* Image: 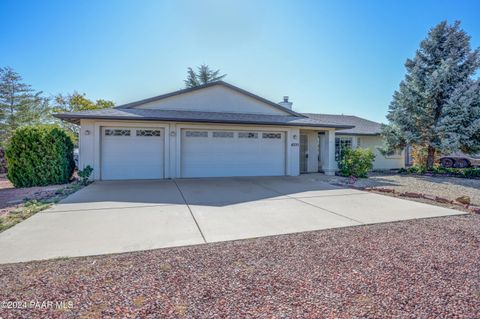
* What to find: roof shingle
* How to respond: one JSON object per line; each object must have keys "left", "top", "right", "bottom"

{"left": 303, "top": 113, "right": 382, "bottom": 135}
{"left": 54, "top": 108, "right": 355, "bottom": 129}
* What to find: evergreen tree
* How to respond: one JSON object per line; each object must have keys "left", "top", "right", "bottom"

{"left": 0, "top": 67, "right": 47, "bottom": 144}
{"left": 381, "top": 21, "right": 480, "bottom": 168}
{"left": 184, "top": 64, "right": 226, "bottom": 88}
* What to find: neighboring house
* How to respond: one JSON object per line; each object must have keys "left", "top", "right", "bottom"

{"left": 54, "top": 81, "right": 402, "bottom": 181}
{"left": 305, "top": 114, "right": 405, "bottom": 170}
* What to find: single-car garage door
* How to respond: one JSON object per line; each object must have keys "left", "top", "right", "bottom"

{"left": 181, "top": 129, "right": 286, "bottom": 178}
{"left": 101, "top": 127, "right": 164, "bottom": 180}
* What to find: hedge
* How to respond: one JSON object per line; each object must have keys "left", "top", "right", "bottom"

{"left": 6, "top": 125, "right": 75, "bottom": 187}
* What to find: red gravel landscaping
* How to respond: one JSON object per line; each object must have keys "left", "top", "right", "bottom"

{"left": 1, "top": 214, "right": 479, "bottom": 319}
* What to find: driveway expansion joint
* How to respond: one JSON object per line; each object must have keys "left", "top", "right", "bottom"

{"left": 249, "top": 181, "right": 364, "bottom": 224}
{"left": 173, "top": 179, "right": 207, "bottom": 243}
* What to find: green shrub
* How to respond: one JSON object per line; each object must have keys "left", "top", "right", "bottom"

{"left": 77, "top": 165, "right": 93, "bottom": 185}
{"left": 6, "top": 125, "right": 75, "bottom": 187}
{"left": 337, "top": 148, "right": 375, "bottom": 178}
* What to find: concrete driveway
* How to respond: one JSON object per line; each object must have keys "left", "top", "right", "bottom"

{"left": 0, "top": 175, "right": 464, "bottom": 264}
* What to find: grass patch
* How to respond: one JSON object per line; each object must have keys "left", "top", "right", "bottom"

{"left": 0, "top": 181, "right": 85, "bottom": 233}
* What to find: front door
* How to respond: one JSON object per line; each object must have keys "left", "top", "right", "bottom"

{"left": 300, "top": 134, "right": 308, "bottom": 173}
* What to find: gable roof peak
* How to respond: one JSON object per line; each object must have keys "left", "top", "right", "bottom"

{"left": 115, "top": 81, "right": 305, "bottom": 117}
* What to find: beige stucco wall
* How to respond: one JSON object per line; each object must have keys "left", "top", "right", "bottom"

{"left": 355, "top": 135, "right": 405, "bottom": 170}
{"left": 137, "top": 85, "right": 289, "bottom": 116}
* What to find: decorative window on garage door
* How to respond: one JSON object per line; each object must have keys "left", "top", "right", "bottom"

{"left": 185, "top": 131, "right": 208, "bottom": 137}
{"left": 212, "top": 131, "right": 234, "bottom": 138}
{"left": 136, "top": 129, "right": 161, "bottom": 137}
{"left": 262, "top": 133, "right": 281, "bottom": 139}
{"left": 238, "top": 132, "right": 258, "bottom": 139}
{"left": 104, "top": 129, "right": 130, "bottom": 136}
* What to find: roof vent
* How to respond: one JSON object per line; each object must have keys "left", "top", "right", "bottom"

{"left": 279, "top": 96, "right": 293, "bottom": 110}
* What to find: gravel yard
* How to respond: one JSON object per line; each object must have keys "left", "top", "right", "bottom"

{"left": 316, "top": 172, "right": 480, "bottom": 206}
{"left": 0, "top": 214, "right": 479, "bottom": 318}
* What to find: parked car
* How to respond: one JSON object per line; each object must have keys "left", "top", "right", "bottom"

{"left": 439, "top": 152, "right": 480, "bottom": 168}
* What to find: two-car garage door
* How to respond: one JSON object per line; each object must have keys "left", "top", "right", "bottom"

{"left": 181, "top": 129, "right": 286, "bottom": 177}
{"left": 100, "top": 127, "right": 286, "bottom": 180}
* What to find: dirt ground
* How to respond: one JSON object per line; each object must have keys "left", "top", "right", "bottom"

{"left": 0, "top": 174, "right": 66, "bottom": 213}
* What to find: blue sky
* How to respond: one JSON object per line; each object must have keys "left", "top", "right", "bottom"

{"left": 1, "top": 0, "right": 479, "bottom": 122}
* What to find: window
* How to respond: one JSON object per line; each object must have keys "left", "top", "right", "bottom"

{"left": 335, "top": 137, "right": 352, "bottom": 160}
{"left": 136, "top": 129, "right": 161, "bottom": 137}
{"left": 213, "top": 131, "right": 234, "bottom": 138}
{"left": 105, "top": 129, "right": 130, "bottom": 136}
{"left": 186, "top": 131, "right": 208, "bottom": 137}
{"left": 238, "top": 132, "right": 258, "bottom": 139}
{"left": 386, "top": 149, "right": 402, "bottom": 157}
{"left": 262, "top": 133, "right": 281, "bottom": 139}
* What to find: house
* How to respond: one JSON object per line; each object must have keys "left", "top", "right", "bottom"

{"left": 54, "top": 81, "right": 404, "bottom": 180}
{"left": 305, "top": 114, "right": 405, "bottom": 170}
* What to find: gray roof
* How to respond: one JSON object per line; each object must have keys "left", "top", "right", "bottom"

{"left": 303, "top": 113, "right": 382, "bottom": 135}
{"left": 115, "top": 81, "right": 304, "bottom": 117}
{"left": 54, "top": 108, "right": 355, "bottom": 129}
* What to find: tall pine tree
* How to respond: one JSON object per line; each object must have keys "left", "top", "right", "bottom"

{"left": 0, "top": 67, "right": 47, "bottom": 144}
{"left": 381, "top": 21, "right": 480, "bottom": 168}
{"left": 184, "top": 64, "right": 226, "bottom": 88}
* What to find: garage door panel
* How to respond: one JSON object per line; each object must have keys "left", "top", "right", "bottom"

{"left": 181, "top": 130, "right": 285, "bottom": 178}
{"left": 101, "top": 127, "right": 164, "bottom": 180}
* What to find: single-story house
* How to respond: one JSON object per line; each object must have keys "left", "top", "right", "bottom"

{"left": 55, "top": 81, "right": 404, "bottom": 180}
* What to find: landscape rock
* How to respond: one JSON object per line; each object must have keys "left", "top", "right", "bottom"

{"left": 422, "top": 194, "right": 436, "bottom": 201}
{"left": 469, "top": 206, "right": 480, "bottom": 214}
{"left": 435, "top": 196, "right": 452, "bottom": 204}
{"left": 402, "top": 192, "right": 423, "bottom": 198}
{"left": 455, "top": 196, "right": 471, "bottom": 205}
{"left": 375, "top": 188, "right": 395, "bottom": 193}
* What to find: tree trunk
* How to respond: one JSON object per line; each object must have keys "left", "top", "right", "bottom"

{"left": 426, "top": 146, "right": 436, "bottom": 170}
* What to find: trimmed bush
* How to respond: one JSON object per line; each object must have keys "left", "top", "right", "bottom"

{"left": 6, "top": 125, "right": 75, "bottom": 187}
{"left": 337, "top": 148, "right": 375, "bottom": 178}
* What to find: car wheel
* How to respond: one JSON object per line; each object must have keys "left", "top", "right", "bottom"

{"left": 454, "top": 159, "right": 469, "bottom": 168}
{"left": 440, "top": 158, "right": 454, "bottom": 168}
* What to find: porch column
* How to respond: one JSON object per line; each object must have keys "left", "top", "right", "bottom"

{"left": 323, "top": 129, "right": 337, "bottom": 175}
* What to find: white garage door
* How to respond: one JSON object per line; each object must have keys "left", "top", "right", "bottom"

{"left": 181, "top": 129, "right": 286, "bottom": 178}
{"left": 101, "top": 127, "right": 164, "bottom": 180}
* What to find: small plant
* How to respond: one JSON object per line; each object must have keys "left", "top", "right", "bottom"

{"left": 77, "top": 165, "right": 93, "bottom": 185}
{"left": 337, "top": 148, "right": 375, "bottom": 178}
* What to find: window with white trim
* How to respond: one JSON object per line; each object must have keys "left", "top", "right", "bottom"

{"left": 335, "top": 137, "right": 352, "bottom": 160}
{"left": 136, "top": 129, "right": 161, "bottom": 137}
{"left": 213, "top": 131, "right": 234, "bottom": 138}
{"left": 105, "top": 129, "right": 130, "bottom": 136}
{"left": 185, "top": 131, "right": 208, "bottom": 137}
{"left": 238, "top": 132, "right": 258, "bottom": 139}
{"left": 262, "top": 133, "right": 281, "bottom": 139}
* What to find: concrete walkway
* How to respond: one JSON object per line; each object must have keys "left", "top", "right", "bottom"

{"left": 0, "top": 175, "right": 464, "bottom": 264}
